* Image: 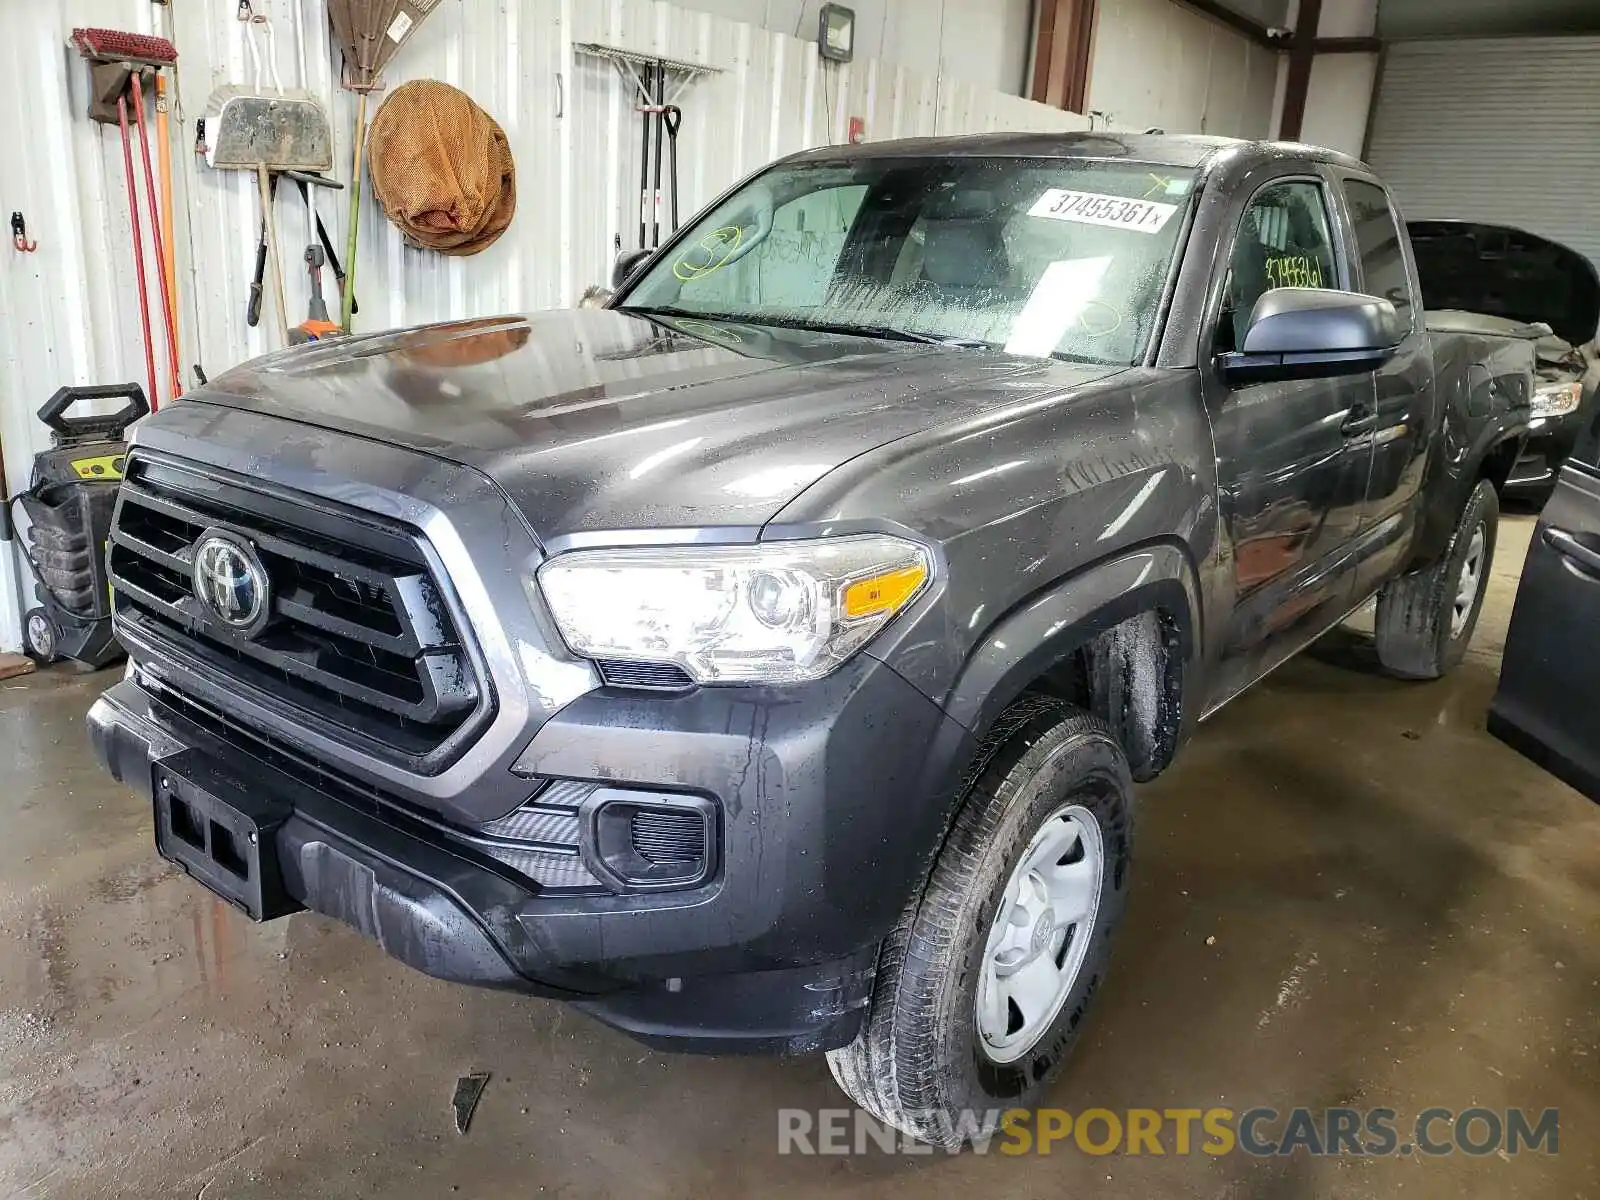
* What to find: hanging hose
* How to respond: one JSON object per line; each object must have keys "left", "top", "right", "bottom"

{"left": 116, "top": 95, "right": 160, "bottom": 411}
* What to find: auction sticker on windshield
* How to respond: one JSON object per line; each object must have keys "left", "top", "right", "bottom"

{"left": 1030, "top": 189, "right": 1178, "bottom": 233}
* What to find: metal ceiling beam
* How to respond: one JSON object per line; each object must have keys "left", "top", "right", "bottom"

{"left": 1279, "top": 0, "right": 1322, "bottom": 141}
{"left": 1178, "top": 0, "right": 1278, "bottom": 46}
{"left": 1177, "top": 1, "right": 1378, "bottom": 52}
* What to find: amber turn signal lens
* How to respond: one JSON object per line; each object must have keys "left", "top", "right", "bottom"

{"left": 843, "top": 563, "right": 928, "bottom": 620}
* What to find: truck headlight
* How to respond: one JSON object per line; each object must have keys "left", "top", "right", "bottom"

{"left": 1532, "top": 381, "right": 1583, "bottom": 418}
{"left": 537, "top": 535, "right": 931, "bottom": 684}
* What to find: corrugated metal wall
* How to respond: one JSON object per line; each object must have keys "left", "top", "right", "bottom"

{"left": 0, "top": 0, "right": 1089, "bottom": 648}
{"left": 670, "top": 0, "right": 1037, "bottom": 98}
{"left": 1366, "top": 37, "right": 1600, "bottom": 270}
{"left": 1088, "top": 0, "right": 1281, "bottom": 137}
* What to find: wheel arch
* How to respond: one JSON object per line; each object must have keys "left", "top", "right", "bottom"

{"left": 942, "top": 541, "right": 1201, "bottom": 782}
{"left": 1411, "top": 421, "right": 1527, "bottom": 569}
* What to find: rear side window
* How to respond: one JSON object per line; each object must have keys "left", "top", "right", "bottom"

{"left": 1344, "top": 180, "right": 1415, "bottom": 321}
{"left": 1219, "top": 179, "right": 1339, "bottom": 352}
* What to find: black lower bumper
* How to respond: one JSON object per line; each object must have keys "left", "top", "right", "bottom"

{"left": 88, "top": 666, "right": 963, "bottom": 1054}
{"left": 1505, "top": 417, "right": 1582, "bottom": 497}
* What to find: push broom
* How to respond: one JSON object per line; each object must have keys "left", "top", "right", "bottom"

{"left": 70, "top": 28, "right": 181, "bottom": 408}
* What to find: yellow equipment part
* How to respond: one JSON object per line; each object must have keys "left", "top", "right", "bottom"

{"left": 69, "top": 454, "right": 127, "bottom": 481}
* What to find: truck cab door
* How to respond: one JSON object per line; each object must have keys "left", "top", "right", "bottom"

{"left": 1202, "top": 175, "right": 1377, "bottom": 712}
{"left": 1336, "top": 177, "right": 1434, "bottom": 593}
{"left": 1489, "top": 430, "right": 1600, "bottom": 803}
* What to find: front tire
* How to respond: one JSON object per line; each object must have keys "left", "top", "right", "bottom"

{"left": 1374, "top": 479, "right": 1498, "bottom": 680}
{"left": 826, "top": 697, "right": 1133, "bottom": 1148}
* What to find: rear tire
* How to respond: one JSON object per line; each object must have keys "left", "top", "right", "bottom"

{"left": 826, "top": 696, "right": 1133, "bottom": 1149}
{"left": 1374, "top": 479, "right": 1499, "bottom": 680}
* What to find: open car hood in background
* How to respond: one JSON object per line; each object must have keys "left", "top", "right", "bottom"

{"left": 1408, "top": 220, "right": 1600, "bottom": 347}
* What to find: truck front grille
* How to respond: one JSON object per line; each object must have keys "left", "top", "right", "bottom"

{"left": 109, "top": 455, "right": 488, "bottom": 767}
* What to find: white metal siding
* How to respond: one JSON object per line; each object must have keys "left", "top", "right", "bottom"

{"left": 1366, "top": 37, "right": 1600, "bottom": 269}
{"left": 1089, "top": 0, "right": 1279, "bottom": 137}
{"left": 672, "top": 0, "right": 1036, "bottom": 96}
{"left": 0, "top": 0, "right": 1086, "bottom": 649}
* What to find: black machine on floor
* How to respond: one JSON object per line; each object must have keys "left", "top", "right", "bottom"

{"left": 8, "top": 383, "right": 148, "bottom": 668}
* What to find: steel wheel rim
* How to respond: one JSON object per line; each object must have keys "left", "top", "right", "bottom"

{"left": 976, "top": 803, "right": 1105, "bottom": 1064}
{"left": 1452, "top": 524, "right": 1487, "bottom": 638}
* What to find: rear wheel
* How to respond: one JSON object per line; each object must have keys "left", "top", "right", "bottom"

{"left": 1374, "top": 479, "right": 1499, "bottom": 679}
{"left": 23, "top": 607, "right": 60, "bottom": 666}
{"left": 826, "top": 697, "right": 1133, "bottom": 1148}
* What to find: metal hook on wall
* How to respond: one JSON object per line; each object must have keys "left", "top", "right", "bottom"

{"left": 11, "top": 212, "right": 37, "bottom": 252}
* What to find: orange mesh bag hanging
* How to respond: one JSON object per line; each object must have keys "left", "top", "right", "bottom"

{"left": 366, "top": 80, "right": 516, "bottom": 256}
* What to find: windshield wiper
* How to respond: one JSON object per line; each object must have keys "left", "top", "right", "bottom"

{"left": 619, "top": 307, "right": 991, "bottom": 350}
{"left": 741, "top": 316, "right": 994, "bottom": 348}
{"left": 617, "top": 304, "right": 737, "bottom": 323}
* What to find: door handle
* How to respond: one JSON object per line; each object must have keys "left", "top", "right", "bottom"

{"left": 1341, "top": 404, "right": 1380, "bottom": 437}
{"left": 1544, "top": 526, "right": 1600, "bottom": 575}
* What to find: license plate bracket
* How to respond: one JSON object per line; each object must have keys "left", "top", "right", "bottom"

{"left": 152, "top": 749, "right": 304, "bottom": 921}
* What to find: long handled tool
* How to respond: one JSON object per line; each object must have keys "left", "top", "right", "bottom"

{"left": 70, "top": 28, "right": 180, "bottom": 408}
{"left": 154, "top": 72, "right": 179, "bottom": 376}
{"left": 291, "top": 174, "right": 355, "bottom": 316}
{"left": 256, "top": 165, "right": 290, "bottom": 343}
{"left": 637, "top": 100, "right": 684, "bottom": 238}
{"left": 342, "top": 91, "right": 368, "bottom": 333}
{"left": 116, "top": 96, "right": 159, "bottom": 410}
{"left": 129, "top": 71, "right": 180, "bottom": 399}
{"left": 247, "top": 170, "right": 351, "bottom": 328}
{"left": 246, "top": 171, "right": 280, "bottom": 327}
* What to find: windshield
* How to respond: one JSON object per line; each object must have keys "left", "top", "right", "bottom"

{"left": 619, "top": 155, "right": 1197, "bottom": 364}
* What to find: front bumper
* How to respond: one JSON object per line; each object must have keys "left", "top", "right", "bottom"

{"left": 1506, "top": 414, "right": 1583, "bottom": 495}
{"left": 90, "top": 656, "right": 971, "bottom": 1055}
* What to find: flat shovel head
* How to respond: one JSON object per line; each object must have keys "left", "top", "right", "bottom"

{"left": 205, "top": 88, "right": 333, "bottom": 172}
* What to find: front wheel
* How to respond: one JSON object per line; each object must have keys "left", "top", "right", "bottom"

{"left": 826, "top": 697, "right": 1133, "bottom": 1149}
{"left": 1374, "top": 479, "right": 1499, "bottom": 680}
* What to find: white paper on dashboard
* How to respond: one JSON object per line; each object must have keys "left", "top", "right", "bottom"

{"left": 1004, "top": 257, "right": 1114, "bottom": 358}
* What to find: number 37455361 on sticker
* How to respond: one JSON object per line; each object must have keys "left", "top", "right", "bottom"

{"left": 1029, "top": 188, "right": 1179, "bottom": 234}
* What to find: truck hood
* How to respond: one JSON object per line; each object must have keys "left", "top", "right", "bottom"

{"left": 191, "top": 308, "right": 1121, "bottom": 546}
{"left": 1408, "top": 220, "right": 1600, "bottom": 346}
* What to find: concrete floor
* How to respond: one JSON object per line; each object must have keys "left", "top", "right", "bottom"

{"left": 2, "top": 514, "right": 1596, "bottom": 1199}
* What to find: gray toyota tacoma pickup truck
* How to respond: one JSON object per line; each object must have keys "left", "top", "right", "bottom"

{"left": 89, "top": 134, "right": 1565, "bottom": 1146}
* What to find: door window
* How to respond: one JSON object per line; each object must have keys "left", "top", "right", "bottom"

{"left": 1344, "top": 179, "right": 1415, "bottom": 321}
{"left": 1218, "top": 180, "right": 1339, "bottom": 352}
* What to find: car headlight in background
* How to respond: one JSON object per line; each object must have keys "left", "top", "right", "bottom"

{"left": 537, "top": 535, "right": 931, "bottom": 684}
{"left": 1531, "top": 381, "right": 1583, "bottom": 418}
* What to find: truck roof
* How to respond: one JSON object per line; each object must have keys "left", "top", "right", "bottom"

{"left": 786, "top": 131, "right": 1371, "bottom": 174}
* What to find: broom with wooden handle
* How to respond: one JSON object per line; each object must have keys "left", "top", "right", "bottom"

{"left": 70, "top": 28, "right": 180, "bottom": 406}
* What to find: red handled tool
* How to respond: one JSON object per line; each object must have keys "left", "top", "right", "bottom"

{"left": 71, "top": 28, "right": 180, "bottom": 408}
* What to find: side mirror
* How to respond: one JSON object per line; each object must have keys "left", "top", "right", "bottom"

{"left": 1221, "top": 288, "right": 1405, "bottom": 384}
{"left": 611, "top": 248, "right": 653, "bottom": 290}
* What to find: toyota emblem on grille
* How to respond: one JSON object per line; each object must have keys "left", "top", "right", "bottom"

{"left": 192, "top": 532, "right": 270, "bottom": 634}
